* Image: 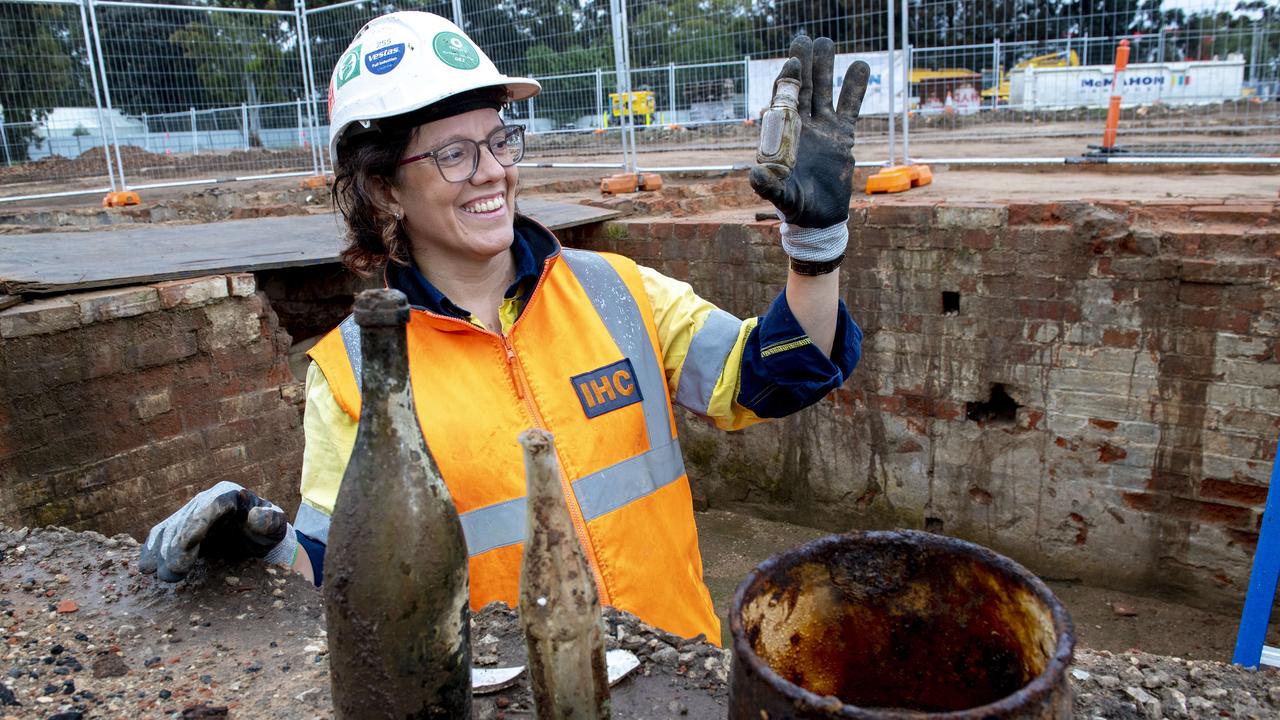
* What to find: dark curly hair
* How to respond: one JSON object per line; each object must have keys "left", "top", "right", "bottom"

{"left": 332, "top": 86, "right": 508, "bottom": 276}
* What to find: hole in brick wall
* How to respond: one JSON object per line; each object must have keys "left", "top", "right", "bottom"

{"left": 924, "top": 517, "right": 945, "bottom": 533}
{"left": 966, "top": 384, "right": 1020, "bottom": 425}
{"left": 942, "top": 291, "right": 960, "bottom": 315}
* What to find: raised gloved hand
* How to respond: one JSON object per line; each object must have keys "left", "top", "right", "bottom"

{"left": 139, "top": 481, "right": 295, "bottom": 582}
{"left": 750, "top": 34, "right": 870, "bottom": 265}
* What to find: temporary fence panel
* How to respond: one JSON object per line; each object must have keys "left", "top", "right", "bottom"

{"left": 0, "top": 0, "right": 116, "bottom": 198}
{"left": 902, "top": 0, "right": 1280, "bottom": 163}
{"left": 86, "top": 0, "right": 312, "bottom": 188}
{"left": 454, "top": 0, "right": 627, "bottom": 171}
{"left": 4, "top": 0, "right": 1276, "bottom": 206}
{"left": 622, "top": 0, "right": 894, "bottom": 176}
{"left": 303, "top": 0, "right": 452, "bottom": 172}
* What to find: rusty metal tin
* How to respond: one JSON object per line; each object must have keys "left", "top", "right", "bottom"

{"left": 729, "top": 530, "right": 1074, "bottom": 719}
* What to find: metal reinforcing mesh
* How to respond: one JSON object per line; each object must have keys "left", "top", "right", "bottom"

{"left": 0, "top": 0, "right": 1276, "bottom": 201}
{"left": 0, "top": 0, "right": 111, "bottom": 195}
{"left": 89, "top": 0, "right": 311, "bottom": 186}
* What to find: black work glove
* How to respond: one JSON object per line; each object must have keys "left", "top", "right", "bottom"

{"left": 750, "top": 34, "right": 870, "bottom": 230}
{"left": 139, "top": 481, "right": 294, "bottom": 582}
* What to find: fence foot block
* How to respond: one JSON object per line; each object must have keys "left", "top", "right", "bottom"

{"left": 600, "top": 174, "right": 638, "bottom": 194}
{"left": 601, "top": 173, "right": 663, "bottom": 195}
{"left": 300, "top": 175, "right": 333, "bottom": 190}
{"left": 865, "top": 167, "right": 912, "bottom": 194}
{"left": 866, "top": 165, "right": 932, "bottom": 195}
{"left": 102, "top": 191, "right": 140, "bottom": 208}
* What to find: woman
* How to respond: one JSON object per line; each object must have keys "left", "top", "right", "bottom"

{"left": 140, "top": 11, "right": 868, "bottom": 643}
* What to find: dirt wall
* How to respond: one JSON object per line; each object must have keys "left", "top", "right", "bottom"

{"left": 0, "top": 274, "right": 303, "bottom": 537}
{"left": 571, "top": 198, "right": 1280, "bottom": 611}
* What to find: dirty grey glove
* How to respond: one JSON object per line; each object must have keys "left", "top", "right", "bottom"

{"left": 139, "top": 481, "right": 295, "bottom": 582}
{"left": 750, "top": 34, "right": 870, "bottom": 262}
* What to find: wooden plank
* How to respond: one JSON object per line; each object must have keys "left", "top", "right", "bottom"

{"left": 0, "top": 200, "right": 618, "bottom": 295}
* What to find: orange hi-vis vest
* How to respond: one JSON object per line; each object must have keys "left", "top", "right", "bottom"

{"left": 305, "top": 248, "right": 720, "bottom": 641}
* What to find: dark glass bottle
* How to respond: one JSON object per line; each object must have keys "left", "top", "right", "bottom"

{"left": 517, "top": 428, "right": 610, "bottom": 719}
{"left": 323, "top": 289, "right": 471, "bottom": 719}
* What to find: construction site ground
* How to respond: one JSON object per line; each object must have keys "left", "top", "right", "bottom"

{"left": 2, "top": 160, "right": 1280, "bottom": 708}
{"left": 1, "top": 521, "right": 1278, "bottom": 720}
{"left": 1, "top": 163, "right": 1278, "bottom": 222}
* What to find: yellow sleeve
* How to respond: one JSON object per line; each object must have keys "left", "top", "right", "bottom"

{"left": 638, "top": 265, "right": 765, "bottom": 431}
{"left": 300, "top": 360, "right": 358, "bottom": 517}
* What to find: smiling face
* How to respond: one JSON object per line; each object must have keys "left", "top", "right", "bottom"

{"left": 387, "top": 108, "right": 518, "bottom": 268}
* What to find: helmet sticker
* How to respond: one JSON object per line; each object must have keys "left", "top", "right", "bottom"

{"left": 432, "top": 32, "right": 480, "bottom": 70}
{"left": 335, "top": 43, "right": 362, "bottom": 88}
{"left": 365, "top": 43, "right": 405, "bottom": 75}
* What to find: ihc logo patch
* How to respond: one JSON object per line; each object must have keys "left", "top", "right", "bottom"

{"left": 572, "top": 359, "right": 643, "bottom": 419}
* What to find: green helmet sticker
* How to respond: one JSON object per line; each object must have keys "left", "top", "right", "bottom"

{"left": 433, "top": 32, "right": 480, "bottom": 70}
{"left": 336, "top": 43, "right": 362, "bottom": 88}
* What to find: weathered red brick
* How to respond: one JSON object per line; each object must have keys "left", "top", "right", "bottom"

{"left": 1123, "top": 492, "right": 1253, "bottom": 528}
{"left": 1098, "top": 443, "right": 1127, "bottom": 463}
{"left": 1187, "top": 204, "right": 1275, "bottom": 224}
{"left": 75, "top": 286, "right": 161, "bottom": 324}
{"left": 1177, "top": 283, "right": 1222, "bottom": 307}
{"left": 969, "top": 487, "right": 993, "bottom": 505}
{"left": 1180, "top": 306, "right": 1250, "bottom": 334}
{"left": 155, "top": 276, "right": 230, "bottom": 309}
{"left": 1006, "top": 202, "right": 1062, "bottom": 226}
{"left": 867, "top": 203, "right": 934, "bottom": 228}
{"left": 127, "top": 332, "right": 198, "bottom": 369}
{"left": 935, "top": 204, "right": 1007, "bottom": 230}
{"left": 0, "top": 297, "right": 81, "bottom": 339}
{"left": 1102, "top": 328, "right": 1139, "bottom": 348}
{"left": 1199, "top": 478, "right": 1269, "bottom": 506}
{"left": 226, "top": 273, "right": 256, "bottom": 298}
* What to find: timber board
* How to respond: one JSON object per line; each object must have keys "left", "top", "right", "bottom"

{"left": 0, "top": 198, "right": 618, "bottom": 295}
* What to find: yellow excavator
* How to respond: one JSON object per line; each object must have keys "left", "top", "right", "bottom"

{"left": 981, "top": 49, "right": 1080, "bottom": 101}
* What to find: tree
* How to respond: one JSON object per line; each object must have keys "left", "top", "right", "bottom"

{"left": 628, "top": 0, "right": 763, "bottom": 67}
{"left": 0, "top": 3, "right": 91, "bottom": 161}
{"left": 89, "top": 3, "right": 213, "bottom": 121}
{"left": 522, "top": 42, "right": 612, "bottom": 126}
{"left": 170, "top": 1, "right": 303, "bottom": 143}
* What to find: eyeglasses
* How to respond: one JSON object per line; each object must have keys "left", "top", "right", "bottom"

{"left": 398, "top": 125, "right": 525, "bottom": 183}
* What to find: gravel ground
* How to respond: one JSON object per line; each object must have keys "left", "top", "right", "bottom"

{"left": 0, "top": 524, "right": 1276, "bottom": 719}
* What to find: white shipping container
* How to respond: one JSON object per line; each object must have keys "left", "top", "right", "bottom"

{"left": 1009, "top": 56, "right": 1245, "bottom": 110}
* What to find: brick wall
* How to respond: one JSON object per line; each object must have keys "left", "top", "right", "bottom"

{"left": 0, "top": 274, "right": 303, "bottom": 538}
{"left": 570, "top": 197, "right": 1280, "bottom": 610}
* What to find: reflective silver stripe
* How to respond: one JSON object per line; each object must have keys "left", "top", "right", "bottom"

{"left": 294, "top": 502, "right": 332, "bottom": 544}
{"left": 296, "top": 494, "right": 529, "bottom": 558}
{"left": 338, "top": 315, "right": 363, "bottom": 392}
{"left": 674, "top": 308, "right": 741, "bottom": 416}
{"left": 460, "top": 442, "right": 688, "bottom": 553}
{"left": 459, "top": 496, "right": 527, "bottom": 556}
{"left": 573, "top": 441, "right": 686, "bottom": 521}
{"left": 560, "top": 249, "right": 672, "bottom": 446}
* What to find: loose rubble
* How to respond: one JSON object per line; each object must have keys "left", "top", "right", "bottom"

{"left": 0, "top": 525, "right": 725, "bottom": 719}
{"left": 0, "top": 524, "right": 1274, "bottom": 719}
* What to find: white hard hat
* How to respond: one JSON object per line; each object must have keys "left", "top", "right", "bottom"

{"left": 327, "top": 11, "right": 540, "bottom": 166}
